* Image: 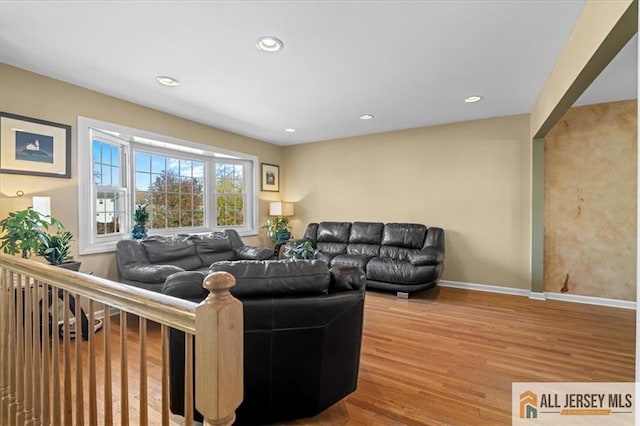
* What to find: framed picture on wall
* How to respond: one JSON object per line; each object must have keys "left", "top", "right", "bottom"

{"left": 261, "top": 163, "right": 279, "bottom": 192}
{"left": 0, "top": 111, "right": 71, "bottom": 178}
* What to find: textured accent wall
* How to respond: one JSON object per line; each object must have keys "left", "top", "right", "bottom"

{"left": 544, "top": 100, "right": 637, "bottom": 300}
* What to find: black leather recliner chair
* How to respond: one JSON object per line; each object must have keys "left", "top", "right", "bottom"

{"left": 162, "top": 259, "right": 366, "bottom": 424}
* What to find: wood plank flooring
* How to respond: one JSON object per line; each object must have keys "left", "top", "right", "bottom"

{"left": 63, "top": 286, "right": 635, "bottom": 425}
{"left": 286, "top": 287, "right": 635, "bottom": 425}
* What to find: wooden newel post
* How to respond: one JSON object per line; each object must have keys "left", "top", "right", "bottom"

{"left": 195, "top": 271, "right": 244, "bottom": 426}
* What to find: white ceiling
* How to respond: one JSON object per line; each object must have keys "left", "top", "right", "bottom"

{"left": 0, "top": 1, "right": 636, "bottom": 146}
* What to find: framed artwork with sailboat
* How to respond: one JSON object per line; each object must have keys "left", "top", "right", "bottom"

{"left": 0, "top": 111, "right": 71, "bottom": 178}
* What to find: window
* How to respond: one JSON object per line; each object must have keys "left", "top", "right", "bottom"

{"left": 78, "top": 117, "right": 258, "bottom": 254}
{"left": 215, "top": 161, "right": 246, "bottom": 227}
{"left": 134, "top": 151, "right": 206, "bottom": 229}
{"left": 92, "top": 137, "right": 126, "bottom": 238}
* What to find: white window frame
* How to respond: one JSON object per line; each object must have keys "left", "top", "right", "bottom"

{"left": 78, "top": 116, "right": 259, "bottom": 255}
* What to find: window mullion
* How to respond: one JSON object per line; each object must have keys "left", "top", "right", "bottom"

{"left": 124, "top": 146, "right": 132, "bottom": 234}
{"left": 206, "top": 159, "right": 215, "bottom": 230}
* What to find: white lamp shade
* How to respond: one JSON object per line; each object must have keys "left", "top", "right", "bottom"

{"left": 32, "top": 196, "right": 51, "bottom": 217}
{"left": 269, "top": 201, "right": 294, "bottom": 216}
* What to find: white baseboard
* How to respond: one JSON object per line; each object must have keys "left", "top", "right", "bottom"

{"left": 528, "top": 292, "right": 546, "bottom": 301}
{"left": 438, "top": 280, "right": 636, "bottom": 310}
{"left": 543, "top": 292, "right": 636, "bottom": 310}
{"left": 439, "top": 280, "right": 530, "bottom": 297}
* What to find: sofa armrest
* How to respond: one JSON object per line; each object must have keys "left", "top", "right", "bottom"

{"left": 424, "top": 227, "right": 445, "bottom": 253}
{"left": 408, "top": 247, "right": 444, "bottom": 266}
{"left": 162, "top": 271, "right": 208, "bottom": 300}
{"left": 329, "top": 266, "right": 366, "bottom": 292}
{"left": 121, "top": 264, "right": 186, "bottom": 284}
{"left": 235, "top": 246, "right": 275, "bottom": 260}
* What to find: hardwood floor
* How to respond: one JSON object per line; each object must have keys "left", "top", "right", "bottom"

{"left": 286, "top": 287, "right": 635, "bottom": 425}
{"left": 67, "top": 286, "right": 636, "bottom": 425}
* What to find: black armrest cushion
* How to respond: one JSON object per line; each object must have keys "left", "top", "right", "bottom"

{"left": 162, "top": 271, "right": 208, "bottom": 300}
{"left": 329, "top": 266, "right": 366, "bottom": 292}
{"left": 235, "top": 246, "right": 275, "bottom": 260}
{"left": 408, "top": 247, "right": 444, "bottom": 266}
{"left": 121, "top": 264, "right": 186, "bottom": 283}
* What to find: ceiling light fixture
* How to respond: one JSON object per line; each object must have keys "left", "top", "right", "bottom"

{"left": 359, "top": 114, "right": 374, "bottom": 120}
{"left": 285, "top": 128, "right": 296, "bottom": 133}
{"left": 256, "top": 36, "right": 284, "bottom": 52}
{"left": 464, "top": 95, "right": 483, "bottom": 103}
{"left": 156, "top": 76, "right": 180, "bottom": 87}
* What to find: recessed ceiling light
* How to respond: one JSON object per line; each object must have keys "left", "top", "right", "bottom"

{"left": 359, "top": 114, "right": 374, "bottom": 120}
{"left": 256, "top": 36, "right": 284, "bottom": 52}
{"left": 464, "top": 95, "right": 483, "bottom": 103}
{"left": 285, "top": 128, "right": 296, "bottom": 133}
{"left": 156, "top": 76, "right": 180, "bottom": 87}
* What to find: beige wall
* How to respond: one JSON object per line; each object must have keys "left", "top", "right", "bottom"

{"left": 544, "top": 100, "right": 637, "bottom": 300}
{"left": 283, "top": 114, "right": 532, "bottom": 288}
{"left": 0, "top": 63, "right": 284, "bottom": 280}
{"left": 0, "top": 62, "right": 533, "bottom": 289}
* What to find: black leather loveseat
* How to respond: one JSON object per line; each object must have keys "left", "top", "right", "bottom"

{"left": 300, "top": 222, "right": 444, "bottom": 296}
{"left": 115, "top": 229, "right": 274, "bottom": 292}
{"left": 162, "top": 259, "right": 366, "bottom": 424}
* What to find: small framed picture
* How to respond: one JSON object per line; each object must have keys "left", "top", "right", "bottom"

{"left": 0, "top": 111, "right": 71, "bottom": 178}
{"left": 261, "top": 163, "right": 279, "bottom": 192}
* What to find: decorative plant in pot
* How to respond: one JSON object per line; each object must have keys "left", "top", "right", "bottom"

{"left": 38, "top": 230, "right": 81, "bottom": 271}
{"left": 0, "top": 207, "right": 82, "bottom": 271}
{"left": 0, "top": 207, "right": 63, "bottom": 259}
{"left": 283, "top": 240, "right": 318, "bottom": 260}
{"left": 132, "top": 203, "right": 150, "bottom": 240}
{"left": 262, "top": 215, "right": 291, "bottom": 243}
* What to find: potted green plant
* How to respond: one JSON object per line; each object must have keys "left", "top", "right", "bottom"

{"left": 283, "top": 240, "right": 317, "bottom": 260}
{"left": 0, "top": 207, "right": 63, "bottom": 259}
{"left": 37, "top": 230, "right": 81, "bottom": 271}
{"left": 132, "top": 203, "right": 149, "bottom": 240}
{"left": 262, "top": 215, "right": 291, "bottom": 243}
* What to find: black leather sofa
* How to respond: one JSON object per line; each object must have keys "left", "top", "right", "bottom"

{"left": 162, "top": 259, "right": 366, "bottom": 424}
{"left": 115, "top": 229, "right": 274, "bottom": 292}
{"left": 300, "top": 222, "right": 444, "bottom": 296}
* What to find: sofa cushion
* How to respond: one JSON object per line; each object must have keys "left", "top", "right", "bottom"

{"left": 349, "top": 222, "right": 384, "bottom": 244}
{"left": 208, "top": 260, "right": 331, "bottom": 298}
{"left": 346, "top": 243, "right": 379, "bottom": 257}
{"left": 379, "top": 246, "right": 415, "bottom": 262}
{"left": 316, "top": 242, "right": 347, "bottom": 257}
{"left": 317, "top": 252, "right": 338, "bottom": 266}
{"left": 366, "top": 257, "right": 440, "bottom": 285}
{"left": 331, "top": 254, "right": 373, "bottom": 270}
{"left": 317, "top": 222, "right": 352, "bottom": 243}
{"left": 141, "top": 235, "right": 203, "bottom": 270}
{"left": 316, "top": 223, "right": 350, "bottom": 258}
{"left": 125, "top": 264, "right": 186, "bottom": 284}
{"left": 381, "top": 223, "right": 427, "bottom": 249}
{"left": 190, "top": 233, "right": 237, "bottom": 265}
{"left": 190, "top": 232, "right": 232, "bottom": 252}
